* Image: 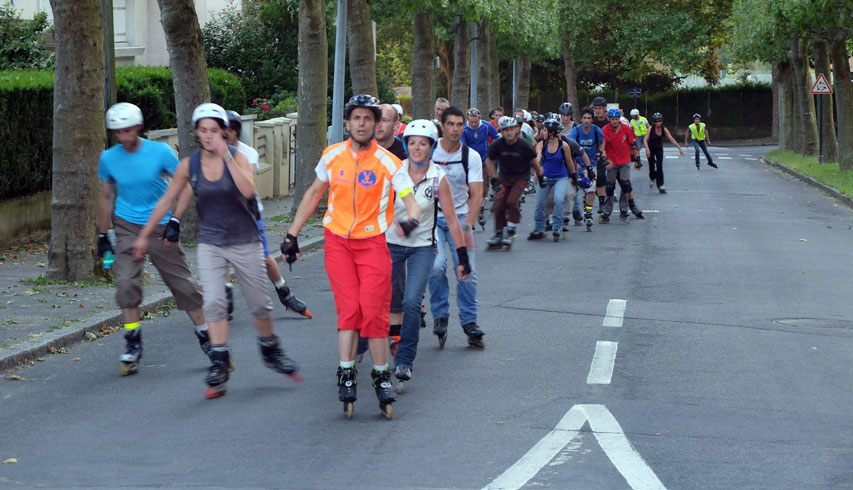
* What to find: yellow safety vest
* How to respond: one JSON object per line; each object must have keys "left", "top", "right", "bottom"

{"left": 689, "top": 122, "right": 706, "bottom": 141}
{"left": 630, "top": 117, "right": 649, "bottom": 136}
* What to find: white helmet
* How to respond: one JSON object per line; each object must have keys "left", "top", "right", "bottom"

{"left": 391, "top": 103, "right": 404, "bottom": 117}
{"left": 498, "top": 116, "right": 519, "bottom": 130}
{"left": 630, "top": 109, "right": 640, "bottom": 117}
{"left": 522, "top": 109, "right": 532, "bottom": 122}
{"left": 402, "top": 119, "right": 438, "bottom": 145}
{"left": 105, "top": 102, "right": 143, "bottom": 130}
{"left": 192, "top": 102, "right": 228, "bottom": 128}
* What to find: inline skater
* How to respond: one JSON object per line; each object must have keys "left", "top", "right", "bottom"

{"left": 134, "top": 103, "right": 301, "bottom": 399}
{"left": 644, "top": 112, "right": 684, "bottom": 193}
{"left": 429, "top": 106, "right": 486, "bottom": 349}
{"left": 282, "top": 95, "right": 420, "bottom": 419}
{"left": 570, "top": 108, "right": 605, "bottom": 231}
{"left": 530, "top": 118, "right": 577, "bottom": 242}
{"left": 97, "top": 102, "right": 207, "bottom": 376}
{"left": 601, "top": 108, "right": 643, "bottom": 223}
{"left": 629, "top": 109, "right": 649, "bottom": 167}
{"left": 388, "top": 120, "right": 472, "bottom": 392}
{"left": 224, "top": 111, "right": 311, "bottom": 318}
{"left": 375, "top": 104, "right": 407, "bottom": 160}
{"left": 558, "top": 102, "right": 584, "bottom": 226}
{"left": 485, "top": 116, "right": 543, "bottom": 250}
{"left": 590, "top": 97, "right": 609, "bottom": 213}
{"left": 489, "top": 106, "right": 504, "bottom": 131}
{"left": 392, "top": 103, "right": 406, "bottom": 136}
{"left": 461, "top": 107, "right": 500, "bottom": 163}
{"left": 432, "top": 98, "right": 449, "bottom": 136}
{"left": 684, "top": 113, "right": 717, "bottom": 169}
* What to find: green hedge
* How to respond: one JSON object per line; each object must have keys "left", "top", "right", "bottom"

{"left": 0, "top": 67, "right": 245, "bottom": 200}
{"left": 535, "top": 83, "right": 772, "bottom": 135}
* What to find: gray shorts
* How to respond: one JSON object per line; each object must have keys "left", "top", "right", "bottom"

{"left": 197, "top": 242, "right": 273, "bottom": 322}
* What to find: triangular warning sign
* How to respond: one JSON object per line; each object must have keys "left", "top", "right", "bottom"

{"left": 811, "top": 73, "right": 833, "bottom": 94}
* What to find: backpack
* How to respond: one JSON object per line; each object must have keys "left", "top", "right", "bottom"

{"left": 431, "top": 141, "right": 471, "bottom": 184}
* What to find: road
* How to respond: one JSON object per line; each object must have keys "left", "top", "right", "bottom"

{"left": 1, "top": 145, "right": 852, "bottom": 490}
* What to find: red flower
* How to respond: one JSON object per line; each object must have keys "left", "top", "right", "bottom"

{"left": 252, "top": 98, "right": 258, "bottom": 104}
{"left": 261, "top": 103, "right": 271, "bottom": 111}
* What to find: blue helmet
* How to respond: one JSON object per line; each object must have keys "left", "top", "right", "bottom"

{"left": 607, "top": 108, "right": 622, "bottom": 118}
{"left": 578, "top": 176, "right": 592, "bottom": 188}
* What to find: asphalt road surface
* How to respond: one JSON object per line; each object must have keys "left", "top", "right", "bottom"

{"left": 2, "top": 145, "right": 852, "bottom": 490}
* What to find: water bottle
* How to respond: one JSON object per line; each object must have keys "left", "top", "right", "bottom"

{"left": 103, "top": 251, "right": 115, "bottom": 270}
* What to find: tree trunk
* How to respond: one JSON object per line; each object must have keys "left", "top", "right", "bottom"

{"left": 812, "top": 39, "right": 839, "bottom": 163}
{"left": 775, "top": 61, "right": 795, "bottom": 151}
{"left": 474, "top": 21, "right": 491, "bottom": 112}
{"left": 411, "top": 11, "right": 435, "bottom": 119}
{"left": 47, "top": 0, "right": 104, "bottom": 281}
{"left": 291, "top": 0, "right": 328, "bottom": 212}
{"left": 771, "top": 62, "right": 780, "bottom": 142}
{"left": 516, "top": 54, "right": 531, "bottom": 110}
{"left": 158, "top": 0, "right": 211, "bottom": 241}
{"left": 561, "top": 35, "right": 578, "bottom": 111}
{"left": 790, "top": 58, "right": 802, "bottom": 152}
{"left": 449, "top": 18, "right": 470, "bottom": 110}
{"left": 830, "top": 36, "right": 853, "bottom": 171}
{"left": 489, "top": 31, "right": 500, "bottom": 110}
{"left": 789, "top": 34, "right": 819, "bottom": 155}
{"left": 346, "top": 0, "right": 377, "bottom": 97}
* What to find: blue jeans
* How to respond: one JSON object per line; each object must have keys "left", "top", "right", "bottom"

{"left": 534, "top": 177, "right": 569, "bottom": 232}
{"left": 429, "top": 214, "right": 478, "bottom": 325}
{"left": 693, "top": 140, "right": 714, "bottom": 165}
{"left": 388, "top": 244, "right": 436, "bottom": 368}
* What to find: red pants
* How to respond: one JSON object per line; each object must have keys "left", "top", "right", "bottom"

{"left": 324, "top": 229, "right": 391, "bottom": 338}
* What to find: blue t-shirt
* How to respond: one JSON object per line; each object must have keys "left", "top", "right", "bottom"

{"left": 97, "top": 139, "right": 179, "bottom": 225}
{"left": 570, "top": 125, "right": 603, "bottom": 168}
{"left": 462, "top": 122, "right": 500, "bottom": 161}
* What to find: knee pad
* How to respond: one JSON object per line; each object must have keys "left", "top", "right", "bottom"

{"left": 605, "top": 182, "right": 616, "bottom": 196}
{"left": 619, "top": 179, "right": 633, "bottom": 194}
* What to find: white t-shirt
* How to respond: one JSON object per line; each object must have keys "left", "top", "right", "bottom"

{"left": 431, "top": 139, "right": 483, "bottom": 217}
{"left": 237, "top": 141, "right": 263, "bottom": 213}
{"left": 386, "top": 161, "right": 445, "bottom": 247}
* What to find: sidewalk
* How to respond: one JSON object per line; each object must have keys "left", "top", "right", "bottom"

{"left": 0, "top": 197, "right": 325, "bottom": 371}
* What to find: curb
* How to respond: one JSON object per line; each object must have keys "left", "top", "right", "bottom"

{"left": 759, "top": 157, "right": 853, "bottom": 209}
{"left": 0, "top": 235, "right": 324, "bottom": 372}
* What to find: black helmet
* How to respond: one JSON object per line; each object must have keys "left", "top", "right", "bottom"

{"left": 345, "top": 94, "right": 382, "bottom": 120}
{"left": 543, "top": 118, "right": 562, "bottom": 132}
{"left": 591, "top": 96, "right": 607, "bottom": 107}
{"left": 652, "top": 112, "right": 662, "bottom": 121}
{"left": 226, "top": 110, "right": 242, "bottom": 134}
{"left": 558, "top": 102, "right": 574, "bottom": 115}
{"left": 692, "top": 113, "right": 701, "bottom": 119}
{"left": 535, "top": 114, "right": 545, "bottom": 123}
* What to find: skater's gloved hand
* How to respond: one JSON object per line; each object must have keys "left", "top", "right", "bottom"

{"left": 160, "top": 217, "right": 180, "bottom": 246}
{"left": 280, "top": 233, "right": 299, "bottom": 266}
{"left": 569, "top": 173, "right": 578, "bottom": 186}
{"left": 97, "top": 233, "right": 113, "bottom": 259}
{"left": 455, "top": 247, "right": 472, "bottom": 279}
{"left": 398, "top": 218, "right": 420, "bottom": 237}
{"left": 634, "top": 159, "right": 643, "bottom": 170}
{"left": 538, "top": 175, "right": 547, "bottom": 188}
{"left": 490, "top": 178, "right": 501, "bottom": 194}
{"left": 587, "top": 168, "right": 596, "bottom": 180}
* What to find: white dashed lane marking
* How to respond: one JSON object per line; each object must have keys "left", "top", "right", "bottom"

{"left": 603, "top": 299, "right": 627, "bottom": 327}
{"left": 587, "top": 341, "right": 618, "bottom": 384}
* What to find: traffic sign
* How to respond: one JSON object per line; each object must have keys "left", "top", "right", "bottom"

{"left": 810, "top": 73, "right": 832, "bottom": 94}
{"left": 629, "top": 87, "right": 642, "bottom": 98}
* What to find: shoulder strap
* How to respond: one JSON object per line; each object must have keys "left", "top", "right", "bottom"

{"left": 461, "top": 144, "right": 469, "bottom": 183}
{"left": 189, "top": 150, "right": 202, "bottom": 191}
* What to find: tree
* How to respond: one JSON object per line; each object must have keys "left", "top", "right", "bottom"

{"left": 449, "top": 17, "right": 470, "bottom": 109}
{"left": 829, "top": 37, "right": 853, "bottom": 170}
{"left": 347, "top": 0, "right": 378, "bottom": 97}
{"left": 474, "top": 21, "right": 491, "bottom": 111}
{"left": 291, "top": 0, "right": 328, "bottom": 212}
{"left": 46, "top": 0, "right": 104, "bottom": 280}
{"left": 411, "top": 10, "right": 436, "bottom": 118}
{"left": 0, "top": 5, "right": 54, "bottom": 69}
{"left": 812, "top": 39, "right": 839, "bottom": 163}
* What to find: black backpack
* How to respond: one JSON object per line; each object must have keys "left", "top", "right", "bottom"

{"left": 431, "top": 141, "right": 471, "bottom": 184}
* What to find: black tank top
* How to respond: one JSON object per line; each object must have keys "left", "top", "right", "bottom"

{"left": 191, "top": 149, "right": 260, "bottom": 246}
{"left": 647, "top": 126, "right": 665, "bottom": 150}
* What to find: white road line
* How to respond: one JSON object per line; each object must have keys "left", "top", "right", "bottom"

{"left": 745, "top": 157, "right": 758, "bottom": 161}
{"left": 664, "top": 155, "right": 678, "bottom": 159}
{"left": 483, "top": 404, "right": 666, "bottom": 490}
{"left": 718, "top": 156, "right": 733, "bottom": 160}
{"left": 603, "top": 299, "right": 627, "bottom": 327}
{"left": 739, "top": 154, "right": 751, "bottom": 157}
{"left": 587, "top": 341, "right": 618, "bottom": 384}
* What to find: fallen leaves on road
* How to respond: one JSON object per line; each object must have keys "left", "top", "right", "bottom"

{"left": 6, "top": 376, "right": 22, "bottom": 381}
{"left": 72, "top": 357, "right": 80, "bottom": 361}
{"left": 2, "top": 458, "right": 17, "bottom": 463}
{"left": 799, "top": 238, "right": 808, "bottom": 242}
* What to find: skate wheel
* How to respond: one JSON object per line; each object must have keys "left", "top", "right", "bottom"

{"left": 345, "top": 402, "right": 354, "bottom": 418}
{"left": 468, "top": 338, "right": 485, "bottom": 349}
{"left": 301, "top": 310, "right": 313, "bottom": 319}
{"left": 396, "top": 381, "right": 405, "bottom": 395}
{"left": 438, "top": 332, "right": 447, "bottom": 349}
{"left": 121, "top": 363, "right": 138, "bottom": 376}
{"left": 380, "top": 403, "right": 393, "bottom": 420}
{"left": 286, "top": 372, "right": 304, "bottom": 382}
{"left": 205, "top": 385, "right": 226, "bottom": 399}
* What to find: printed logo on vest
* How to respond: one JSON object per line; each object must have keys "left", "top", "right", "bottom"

{"left": 358, "top": 170, "right": 377, "bottom": 188}
{"left": 424, "top": 185, "right": 434, "bottom": 200}
{"left": 365, "top": 225, "right": 375, "bottom": 232}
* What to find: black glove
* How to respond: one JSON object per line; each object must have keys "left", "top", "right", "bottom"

{"left": 490, "top": 178, "right": 501, "bottom": 194}
{"left": 398, "top": 218, "right": 420, "bottom": 237}
{"left": 161, "top": 217, "right": 180, "bottom": 243}
{"left": 456, "top": 247, "right": 472, "bottom": 276}
{"left": 97, "top": 233, "right": 113, "bottom": 259}
{"left": 280, "top": 233, "right": 299, "bottom": 267}
{"left": 538, "top": 175, "right": 547, "bottom": 188}
{"left": 587, "top": 167, "right": 596, "bottom": 181}
{"left": 569, "top": 173, "right": 578, "bottom": 185}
